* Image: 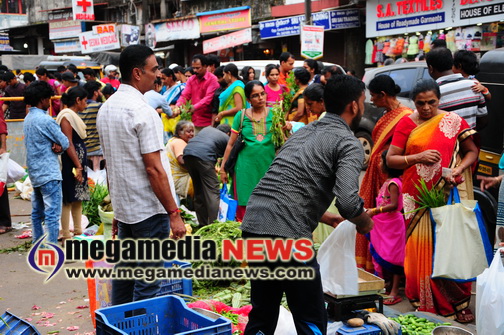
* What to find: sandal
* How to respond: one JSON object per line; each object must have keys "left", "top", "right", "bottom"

{"left": 383, "top": 296, "right": 402, "bottom": 305}
{"left": 456, "top": 308, "right": 475, "bottom": 323}
{"left": 0, "top": 226, "right": 12, "bottom": 234}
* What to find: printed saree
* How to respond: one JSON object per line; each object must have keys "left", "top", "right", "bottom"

{"left": 356, "top": 106, "right": 412, "bottom": 271}
{"left": 396, "top": 112, "right": 475, "bottom": 317}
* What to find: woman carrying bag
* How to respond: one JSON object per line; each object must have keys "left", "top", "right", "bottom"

{"left": 220, "top": 81, "right": 276, "bottom": 221}
{"left": 387, "top": 79, "right": 478, "bottom": 322}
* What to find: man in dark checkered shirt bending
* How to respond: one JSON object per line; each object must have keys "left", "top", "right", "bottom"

{"left": 241, "top": 75, "right": 374, "bottom": 335}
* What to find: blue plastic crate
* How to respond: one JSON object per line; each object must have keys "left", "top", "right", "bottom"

{"left": 156, "top": 261, "right": 193, "bottom": 298}
{"left": 337, "top": 324, "right": 382, "bottom": 335}
{"left": 95, "top": 295, "right": 232, "bottom": 335}
{"left": 337, "top": 324, "right": 402, "bottom": 335}
{"left": 0, "top": 311, "right": 41, "bottom": 335}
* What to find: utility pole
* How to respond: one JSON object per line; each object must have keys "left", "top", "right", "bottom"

{"left": 305, "top": 0, "right": 312, "bottom": 24}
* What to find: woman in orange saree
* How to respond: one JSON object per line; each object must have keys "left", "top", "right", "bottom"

{"left": 387, "top": 79, "right": 478, "bottom": 322}
{"left": 357, "top": 75, "right": 413, "bottom": 271}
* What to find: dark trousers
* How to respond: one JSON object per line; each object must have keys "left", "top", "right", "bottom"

{"left": 184, "top": 156, "right": 219, "bottom": 226}
{"left": 242, "top": 232, "right": 327, "bottom": 335}
{"left": 111, "top": 214, "right": 169, "bottom": 305}
{"left": 0, "top": 185, "right": 11, "bottom": 227}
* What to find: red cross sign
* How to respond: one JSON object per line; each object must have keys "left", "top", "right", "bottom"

{"left": 81, "top": 36, "right": 88, "bottom": 50}
{"left": 77, "top": 0, "right": 92, "bottom": 12}
{"left": 73, "top": 0, "right": 95, "bottom": 21}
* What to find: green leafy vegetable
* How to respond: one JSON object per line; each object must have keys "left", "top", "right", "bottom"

{"left": 82, "top": 184, "right": 109, "bottom": 226}
{"left": 179, "top": 99, "right": 193, "bottom": 121}
{"left": 405, "top": 179, "right": 446, "bottom": 215}
{"left": 270, "top": 103, "right": 289, "bottom": 149}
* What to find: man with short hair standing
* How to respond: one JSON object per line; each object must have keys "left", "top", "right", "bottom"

{"left": 241, "top": 75, "right": 374, "bottom": 335}
{"left": 426, "top": 47, "right": 487, "bottom": 131}
{"left": 97, "top": 45, "right": 186, "bottom": 305}
{"left": 23, "top": 81, "right": 69, "bottom": 244}
{"left": 176, "top": 54, "right": 219, "bottom": 134}
{"left": 278, "top": 52, "right": 295, "bottom": 87}
{"left": 2, "top": 71, "right": 27, "bottom": 119}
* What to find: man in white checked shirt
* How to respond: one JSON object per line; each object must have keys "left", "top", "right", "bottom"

{"left": 97, "top": 45, "right": 186, "bottom": 305}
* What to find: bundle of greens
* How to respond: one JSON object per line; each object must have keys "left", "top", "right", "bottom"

{"left": 82, "top": 184, "right": 108, "bottom": 226}
{"left": 405, "top": 179, "right": 446, "bottom": 214}
{"left": 280, "top": 72, "right": 298, "bottom": 114}
{"left": 270, "top": 103, "right": 289, "bottom": 149}
{"left": 179, "top": 99, "right": 193, "bottom": 121}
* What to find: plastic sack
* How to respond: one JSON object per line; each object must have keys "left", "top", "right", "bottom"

{"left": 0, "top": 153, "right": 8, "bottom": 196}
{"left": 431, "top": 187, "right": 493, "bottom": 280}
{"left": 273, "top": 306, "right": 296, "bottom": 335}
{"left": 217, "top": 184, "right": 237, "bottom": 222}
{"left": 14, "top": 176, "right": 32, "bottom": 200}
{"left": 7, "top": 157, "right": 26, "bottom": 183}
{"left": 476, "top": 248, "right": 504, "bottom": 335}
{"left": 317, "top": 220, "right": 358, "bottom": 296}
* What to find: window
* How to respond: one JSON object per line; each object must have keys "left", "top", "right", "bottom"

{"left": 388, "top": 68, "right": 418, "bottom": 97}
{"left": 422, "top": 68, "right": 431, "bottom": 80}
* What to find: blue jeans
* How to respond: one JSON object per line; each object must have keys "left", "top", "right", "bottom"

{"left": 31, "top": 180, "right": 62, "bottom": 245}
{"left": 111, "top": 214, "right": 170, "bottom": 305}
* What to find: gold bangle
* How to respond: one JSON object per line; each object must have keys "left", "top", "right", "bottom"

{"left": 404, "top": 156, "right": 409, "bottom": 166}
{"left": 379, "top": 206, "right": 383, "bottom": 213}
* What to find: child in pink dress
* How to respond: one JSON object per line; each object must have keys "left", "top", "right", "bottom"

{"left": 367, "top": 150, "right": 405, "bottom": 305}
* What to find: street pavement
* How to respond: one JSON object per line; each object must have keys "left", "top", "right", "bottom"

{"left": 0, "top": 189, "right": 477, "bottom": 334}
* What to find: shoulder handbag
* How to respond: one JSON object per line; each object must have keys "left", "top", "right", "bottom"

{"left": 224, "top": 109, "right": 246, "bottom": 174}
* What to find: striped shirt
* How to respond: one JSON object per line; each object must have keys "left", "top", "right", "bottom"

{"left": 436, "top": 73, "right": 487, "bottom": 129}
{"left": 241, "top": 113, "right": 365, "bottom": 239}
{"left": 80, "top": 100, "right": 102, "bottom": 153}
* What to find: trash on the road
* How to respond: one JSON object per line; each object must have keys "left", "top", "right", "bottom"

{"left": 66, "top": 326, "right": 80, "bottom": 331}
{"left": 31, "top": 305, "right": 40, "bottom": 310}
{"left": 15, "top": 230, "right": 32, "bottom": 239}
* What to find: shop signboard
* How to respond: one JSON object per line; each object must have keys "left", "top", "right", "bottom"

{"left": 300, "top": 25, "right": 324, "bottom": 59}
{"left": 0, "top": 14, "right": 28, "bottom": 30}
{"left": 259, "top": 9, "right": 360, "bottom": 39}
{"left": 203, "top": 28, "right": 252, "bottom": 54}
{"left": 72, "top": 0, "right": 95, "bottom": 21}
{"left": 154, "top": 18, "right": 200, "bottom": 42}
{"left": 329, "top": 9, "right": 360, "bottom": 30}
{"left": 54, "top": 39, "right": 81, "bottom": 53}
{"left": 49, "top": 20, "right": 84, "bottom": 40}
{"left": 0, "top": 33, "right": 13, "bottom": 51}
{"left": 79, "top": 30, "right": 120, "bottom": 54}
{"left": 366, "top": 0, "right": 504, "bottom": 38}
{"left": 197, "top": 6, "right": 251, "bottom": 34}
{"left": 120, "top": 24, "right": 140, "bottom": 47}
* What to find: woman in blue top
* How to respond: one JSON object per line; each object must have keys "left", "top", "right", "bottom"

{"left": 215, "top": 63, "right": 246, "bottom": 126}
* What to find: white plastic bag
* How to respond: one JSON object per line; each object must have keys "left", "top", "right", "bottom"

{"left": 317, "top": 220, "right": 358, "bottom": 296}
{"left": 273, "top": 306, "right": 296, "bottom": 335}
{"left": 0, "top": 153, "right": 8, "bottom": 192}
{"left": 7, "top": 157, "right": 26, "bottom": 183}
{"left": 476, "top": 248, "right": 504, "bottom": 335}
